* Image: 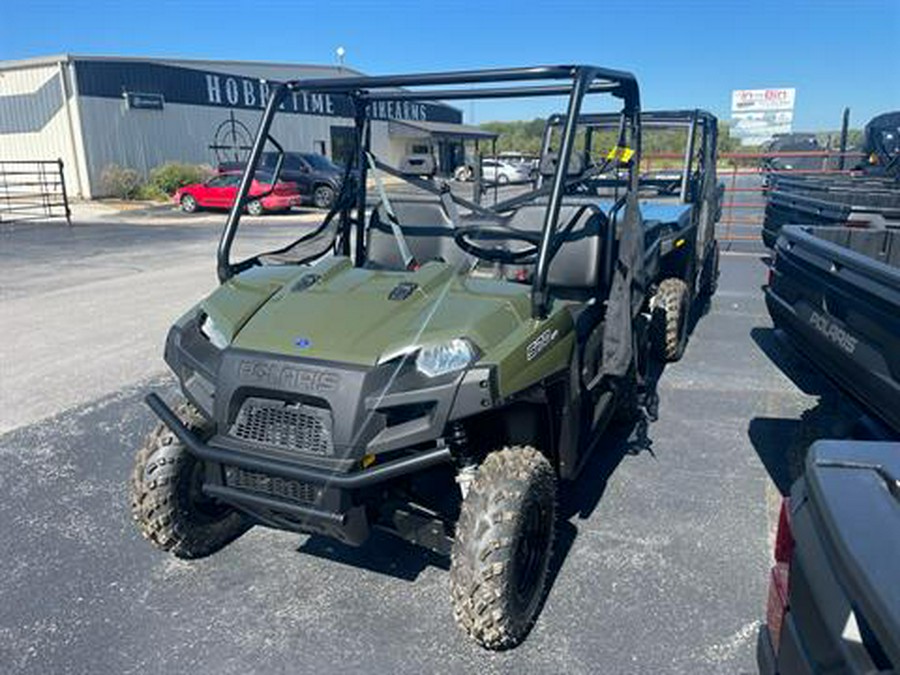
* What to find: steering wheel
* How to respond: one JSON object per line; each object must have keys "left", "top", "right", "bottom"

{"left": 453, "top": 225, "right": 543, "bottom": 264}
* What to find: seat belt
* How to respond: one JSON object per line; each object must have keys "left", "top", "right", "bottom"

{"left": 438, "top": 181, "right": 462, "bottom": 230}
{"left": 365, "top": 151, "right": 416, "bottom": 270}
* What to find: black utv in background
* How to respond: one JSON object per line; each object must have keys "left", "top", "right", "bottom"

{"left": 219, "top": 151, "right": 347, "bottom": 209}
{"left": 857, "top": 111, "right": 900, "bottom": 176}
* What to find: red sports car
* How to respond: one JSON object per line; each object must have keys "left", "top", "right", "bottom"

{"left": 174, "top": 171, "right": 302, "bottom": 215}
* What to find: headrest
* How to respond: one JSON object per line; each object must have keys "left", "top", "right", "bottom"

{"left": 398, "top": 154, "right": 436, "bottom": 177}
{"left": 539, "top": 152, "right": 585, "bottom": 178}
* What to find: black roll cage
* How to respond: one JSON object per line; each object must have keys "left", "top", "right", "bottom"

{"left": 216, "top": 65, "right": 642, "bottom": 319}
{"left": 537, "top": 109, "right": 718, "bottom": 203}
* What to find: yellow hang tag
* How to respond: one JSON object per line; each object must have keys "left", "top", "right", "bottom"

{"left": 605, "top": 146, "right": 635, "bottom": 162}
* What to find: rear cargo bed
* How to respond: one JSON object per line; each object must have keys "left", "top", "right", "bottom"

{"left": 764, "top": 226, "right": 900, "bottom": 433}
{"left": 759, "top": 440, "right": 900, "bottom": 673}
{"left": 762, "top": 174, "right": 900, "bottom": 247}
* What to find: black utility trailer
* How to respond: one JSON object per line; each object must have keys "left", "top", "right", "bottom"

{"left": 758, "top": 440, "right": 900, "bottom": 674}
{"left": 538, "top": 109, "right": 723, "bottom": 360}
{"left": 762, "top": 111, "right": 900, "bottom": 248}
{"left": 765, "top": 225, "right": 900, "bottom": 434}
{"left": 762, "top": 176, "right": 900, "bottom": 248}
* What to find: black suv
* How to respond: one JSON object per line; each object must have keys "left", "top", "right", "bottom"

{"left": 762, "top": 134, "right": 823, "bottom": 172}
{"left": 219, "top": 152, "right": 346, "bottom": 209}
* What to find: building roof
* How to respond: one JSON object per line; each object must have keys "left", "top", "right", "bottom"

{"left": 0, "top": 53, "right": 365, "bottom": 77}
{"left": 388, "top": 119, "right": 497, "bottom": 141}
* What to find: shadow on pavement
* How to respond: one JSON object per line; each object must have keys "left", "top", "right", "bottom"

{"left": 294, "top": 399, "right": 653, "bottom": 586}
{"left": 286, "top": 351, "right": 672, "bottom": 669}
{"left": 748, "top": 326, "right": 860, "bottom": 495}
{"left": 751, "top": 326, "right": 832, "bottom": 396}
{"left": 561, "top": 416, "right": 643, "bottom": 521}
{"left": 297, "top": 529, "right": 450, "bottom": 581}
{"left": 688, "top": 288, "right": 714, "bottom": 336}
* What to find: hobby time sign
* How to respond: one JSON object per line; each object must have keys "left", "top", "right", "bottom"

{"left": 73, "top": 59, "right": 462, "bottom": 124}
{"left": 204, "top": 73, "right": 440, "bottom": 122}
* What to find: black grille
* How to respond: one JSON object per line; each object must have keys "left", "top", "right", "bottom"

{"left": 224, "top": 466, "right": 320, "bottom": 505}
{"left": 229, "top": 397, "right": 334, "bottom": 456}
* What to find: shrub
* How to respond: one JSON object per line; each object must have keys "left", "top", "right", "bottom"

{"left": 135, "top": 183, "right": 169, "bottom": 202}
{"left": 100, "top": 164, "right": 142, "bottom": 200}
{"left": 149, "top": 162, "right": 213, "bottom": 195}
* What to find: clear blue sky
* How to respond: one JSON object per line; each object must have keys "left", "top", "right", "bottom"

{"left": 2, "top": 0, "right": 898, "bottom": 130}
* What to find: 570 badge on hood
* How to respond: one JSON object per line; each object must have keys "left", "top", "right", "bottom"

{"left": 526, "top": 328, "right": 560, "bottom": 362}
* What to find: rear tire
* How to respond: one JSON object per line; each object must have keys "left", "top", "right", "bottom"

{"left": 454, "top": 165, "right": 473, "bottom": 182}
{"left": 180, "top": 194, "right": 198, "bottom": 213}
{"left": 497, "top": 174, "right": 510, "bottom": 185}
{"left": 450, "top": 446, "right": 556, "bottom": 650}
{"left": 246, "top": 199, "right": 264, "bottom": 216}
{"left": 313, "top": 185, "right": 335, "bottom": 209}
{"left": 650, "top": 277, "right": 690, "bottom": 362}
{"left": 129, "top": 402, "right": 249, "bottom": 559}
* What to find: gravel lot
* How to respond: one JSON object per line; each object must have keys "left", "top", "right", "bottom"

{"left": 0, "top": 207, "right": 856, "bottom": 674}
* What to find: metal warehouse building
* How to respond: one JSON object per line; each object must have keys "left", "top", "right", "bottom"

{"left": 0, "top": 54, "right": 493, "bottom": 198}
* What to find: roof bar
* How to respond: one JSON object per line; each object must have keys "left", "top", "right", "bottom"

{"left": 359, "top": 82, "right": 621, "bottom": 102}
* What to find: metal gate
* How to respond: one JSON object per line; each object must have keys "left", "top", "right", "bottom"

{"left": 641, "top": 149, "right": 864, "bottom": 250}
{"left": 0, "top": 159, "right": 72, "bottom": 225}
{"left": 716, "top": 149, "right": 863, "bottom": 248}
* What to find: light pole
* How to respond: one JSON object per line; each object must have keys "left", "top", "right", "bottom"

{"left": 336, "top": 46, "right": 346, "bottom": 72}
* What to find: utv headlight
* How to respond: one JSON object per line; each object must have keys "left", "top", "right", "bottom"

{"left": 415, "top": 338, "right": 477, "bottom": 378}
{"left": 199, "top": 313, "right": 229, "bottom": 349}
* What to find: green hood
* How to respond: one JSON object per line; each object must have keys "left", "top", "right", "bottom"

{"left": 220, "top": 258, "right": 535, "bottom": 366}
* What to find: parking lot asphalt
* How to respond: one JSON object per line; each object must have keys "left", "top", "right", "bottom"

{"left": 0, "top": 212, "right": 852, "bottom": 674}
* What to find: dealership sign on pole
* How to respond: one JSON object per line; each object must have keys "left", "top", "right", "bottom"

{"left": 730, "top": 88, "right": 796, "bottom": 145}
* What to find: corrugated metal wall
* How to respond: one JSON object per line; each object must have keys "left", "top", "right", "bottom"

{"left": 77, "top": 97, "right": 360, "bottom": 194}
{"left": 1, "top": 57, "right": 453, "bottom": 198}
{"left": 0, "top": 63, "right": 86, "bottom": 197}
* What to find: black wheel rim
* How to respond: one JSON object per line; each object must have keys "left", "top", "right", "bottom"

{"left": 511, "top": 497, "right": 552, "bottom": 610}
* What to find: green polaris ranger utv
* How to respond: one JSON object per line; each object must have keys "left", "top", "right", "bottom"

{"left": 132, "top": 65, "right": 662, "bottom": 649}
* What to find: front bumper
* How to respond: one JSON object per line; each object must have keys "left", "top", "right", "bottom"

{"left": 146, "top": 393, "right": 452, "bottom": 544}
{"left": 147, "top": 393, "right": 452, "bottom": 490}
{"left": 160, "top": 313, "right": 497, "bottom": 543}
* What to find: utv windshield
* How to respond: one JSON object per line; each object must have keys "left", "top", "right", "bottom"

{"left": 219, "top": 65, "right": 642, "bottom": 318}
{"left": 537, "top": 110, "right": 717, "bottom": 201}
